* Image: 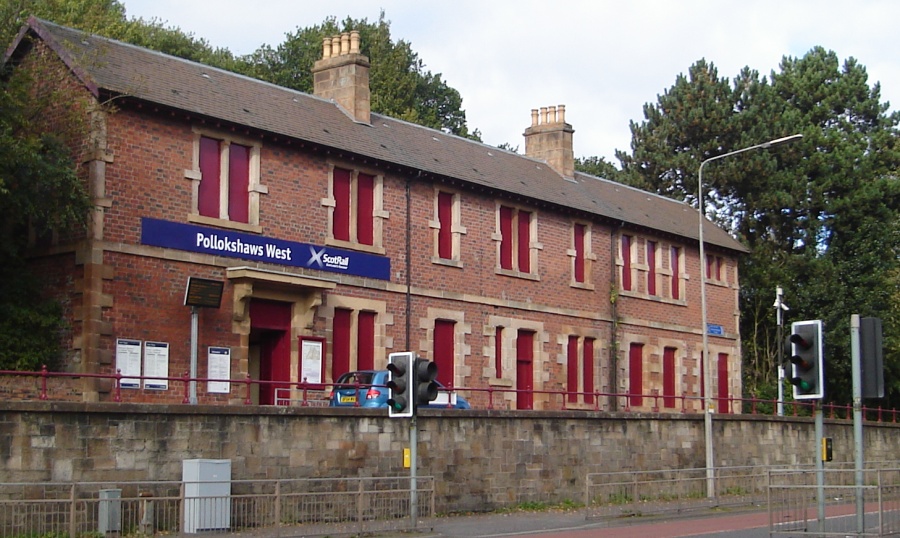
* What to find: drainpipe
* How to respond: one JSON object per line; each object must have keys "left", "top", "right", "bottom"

{"left": 608, "top": 223, "right": 624, "bottom": 412}
{"left": 405, "top": 173, "right": 421, "bottom": 350}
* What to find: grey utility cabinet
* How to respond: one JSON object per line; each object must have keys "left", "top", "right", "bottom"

{"left": 182, "top": 459, "right": 231, "bottom": 533}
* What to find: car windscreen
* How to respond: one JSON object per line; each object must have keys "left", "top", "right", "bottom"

{"left": 334, "top": 372, "right": 374, "bottom": 388}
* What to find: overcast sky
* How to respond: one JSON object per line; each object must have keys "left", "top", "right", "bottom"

{"left": 120, "top": 0, "right": 900, "bottom": 164}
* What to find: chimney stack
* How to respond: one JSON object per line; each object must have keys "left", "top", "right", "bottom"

{"left": 523, "top": 105, "right": 575, "bottom": 179}
{"left": 312, "top": 31, "right": 371, "bottom": 124}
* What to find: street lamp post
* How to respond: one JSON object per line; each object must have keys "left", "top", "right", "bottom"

{"left": 698, "top": 134, "right": 802, "bottom": 499}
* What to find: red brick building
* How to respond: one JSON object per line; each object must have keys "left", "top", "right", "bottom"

{"left": 4, "top": 18, "right": 747, "bottom": 411}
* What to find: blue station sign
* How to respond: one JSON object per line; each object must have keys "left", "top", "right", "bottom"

{"left": 706, "top": 323, "right": 724, "bottom": 336}
{"left": 141, "top": 218, "right": 391, "bottom": 281}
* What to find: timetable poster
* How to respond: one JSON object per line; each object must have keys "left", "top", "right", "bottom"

{"left": 300, "top": 339, "right": 323, "bottom": 384}
{"left": 207, "top": 347, "right": 231, "bottom": 394}
{"left": 143, "top": 341, "right": 169, "bottom": 390}
{"left": 115, "top": 338, "right": 142, "bottom": 388}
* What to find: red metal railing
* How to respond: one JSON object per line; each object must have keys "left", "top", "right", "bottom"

{"left": 1, "top": 366, "right": 898, "bottom": 423}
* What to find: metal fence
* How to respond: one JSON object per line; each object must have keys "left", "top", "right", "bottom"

{"left": 0, "top": 476, "right": 434, "bottom": 537}
{"left": 584, "top": 465, "right": 900, "bottom": 536}
{"left": 8, "top": 366, "right": 900, "bottom": 421}
{"left": 583, "top": 465, "right": 770, "bottom": 519}
{"left": 768, "top": 468, "right": 900, "bottom": 536}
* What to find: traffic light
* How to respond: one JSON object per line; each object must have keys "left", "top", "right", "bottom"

{"left": 860, "top": 317, "right": 884, "bottom": 399}
{"left": 413, "top": 358, "right": 439, "bottom": 407}
{"left": 789, "top": 319, "right": 824, "bottom": 400}
{"left": 387, "top": 352, "right": 413, "bottom": 418}
{"left": 821, "top": 437, "right": 833, "bottom": 462}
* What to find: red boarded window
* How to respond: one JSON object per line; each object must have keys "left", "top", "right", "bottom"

{"left": 499, "top": 206, "right": 514, "bottom": 270}
{"left": 228, "top": 143, "right": 250, "bottom": 223}
{"left": 567, "top": 335, "right": 578, "bottom": 403}
{"left": 437, "top": 191, "right": 453, "bottom": 259}
{"left": 583, "top": 337, "right": 595, "bottom": 404}
{"left": 199, "top": 136, "right": 251, "bottom": 223}
{"left": 434, "top": 320, "right": 455, "bottom": 386}
{"left": 574, "top": 224, "right": 586, "bottom": 283}
{"left": 499, "top": 206, "right": 534, "bottom": 273}
{"left": 494, "top": 326, "right": 503, "bottom": 378}
{"left": 333, "top": 168, "right": 352, "bottom": 242}
{"left": 671, "top": 247, "right": 681, "bottom": 300}
{"left": 332, "top": 308, "right": 351, "bottom": 380}
{"left": 663, "top": 347, "right": 676, "bottom": 408}
{"left": 706, "top": 255, "right": 724, "bottom": 281}
{"left": 357, "top": 311, "right": 375, "bottom": 371}
{"left": 356, "top": 172, "right": 374, "bottom": 245}
{"left": 622, "top": 235, "right": 633, "bottom": 291}
{"left": 629, "top": 342, "right": 643, "bottom": 406}
{"left": 647, "top": 241, "right": 657, "bottom": 295}
{"left": 517, "top": 210, "right": 531, "bottom": 273}
{"left": 198, "top": 136, "right": 221, "bottom": 218}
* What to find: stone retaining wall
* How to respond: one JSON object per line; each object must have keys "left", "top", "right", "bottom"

{"left": 1, "top": 402, "right": 896, "bottom": 513}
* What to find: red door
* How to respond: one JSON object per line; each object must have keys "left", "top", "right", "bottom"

{"left": 717, "top": 353, "right": 730, "bottom": 414}
{"left": 516, "top": 330, "right": 534, "bottom": 410}
{"left": 250, "top": 300, "right": 291, "bottom": 405}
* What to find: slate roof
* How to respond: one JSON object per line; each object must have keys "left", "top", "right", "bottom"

{"left": 7, "top": 17, "right": 746, "bottom": 253}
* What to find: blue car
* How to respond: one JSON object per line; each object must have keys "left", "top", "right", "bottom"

{"left": 329, "top": 370, "right": 471, "bottom": 409}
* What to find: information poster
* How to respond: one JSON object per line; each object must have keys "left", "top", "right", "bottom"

{"left": 207, "top": 347, "right": 231, "bottom": 394}
{"left": 300, "top": 339, "right": 323, "bottom": 384}
{"left": 115, "top": 338, "right": 142, "bottom": 389}
{"left": 143, "top": 341, "right": 169, "bottom": 390}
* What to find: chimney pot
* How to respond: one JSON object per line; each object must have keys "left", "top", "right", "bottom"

{"left": 523, "top": 104, "right": 575, "bottom": 179}
{"left": 313, "top": 33, "right": 372, "bottom": 124}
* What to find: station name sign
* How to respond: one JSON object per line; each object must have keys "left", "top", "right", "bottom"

{"left": 141, "top": 218, "right": 390, "bottom": 280}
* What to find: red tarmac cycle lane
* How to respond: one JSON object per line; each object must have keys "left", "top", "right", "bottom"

{"left": 537, "top": 510, "right": 771, "bottom": 537}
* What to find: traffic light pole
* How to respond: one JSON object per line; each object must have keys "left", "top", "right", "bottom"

{"left": 815, "top": 402, "right": 825, "bottom": 530}
{"left": 409, "top": 414, "right": 418, "bottom": 525}
{"left": 851, "top": 314, "right": 864, "bottom": 533}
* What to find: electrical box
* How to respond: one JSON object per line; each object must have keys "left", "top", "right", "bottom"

{"left": 182, "top": 459, "right": 231, "bottom": 533}
{"left": 98, "top": 489, "right": 121, "bottom": 534}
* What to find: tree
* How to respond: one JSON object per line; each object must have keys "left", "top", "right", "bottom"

{"left": 575, "top": 155, "right": 622, "bottom": 182}
{"left": 0, "top": 0, "right": 128, "bottom": 47}
{"left": 619, "top": 48, "right": 900, "bottom": 407}
{"left": 243, "top": 13, "right": 476, "bottom": 138}
{"left": 0, "top": 43, "right": 93, "bottom": 370}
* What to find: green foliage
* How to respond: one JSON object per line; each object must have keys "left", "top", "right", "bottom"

{"left": 575, "top": 155, "right": 622, "bottom": 181}
{"left": 0, "top": 0, "right": 129, "bottom": 47}
{"left": 3, "top": 4, "right": 477, "bottom": 138}
{"left": 620, "top": 48, "right": 900, "bottom": 407}
{"left": 242, "top": 12, "right": 475, "bottom": 137}
{"left": 0, "top": 16, "right": 92, "bottom": 370}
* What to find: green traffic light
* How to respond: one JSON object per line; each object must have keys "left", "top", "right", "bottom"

{"left": 792, "top": 378, "right": 813, "bottom": 392}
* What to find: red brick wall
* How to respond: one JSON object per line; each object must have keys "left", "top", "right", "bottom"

{"left": 18, "top": 68, "right": 742, "bottom": 410}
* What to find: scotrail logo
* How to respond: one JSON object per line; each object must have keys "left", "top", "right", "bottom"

{"left": 307, "top": 246, "right": 350, "bottom": 271}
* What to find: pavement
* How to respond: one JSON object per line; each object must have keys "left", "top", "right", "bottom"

{"left": 417, "top": 506, "right": 772, "bottom": 537}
